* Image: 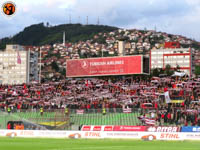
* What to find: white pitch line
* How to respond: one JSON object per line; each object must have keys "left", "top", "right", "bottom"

{"left": 50, "top": 145, "right": 134, "bottom": 150}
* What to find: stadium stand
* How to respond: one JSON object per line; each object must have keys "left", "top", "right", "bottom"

{"left": 0, "top": 76, "right": 200, "bottom": 130}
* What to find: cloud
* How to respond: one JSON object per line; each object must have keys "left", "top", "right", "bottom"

{"left": 0, "top": 0, "right": 200, "bottom": 41}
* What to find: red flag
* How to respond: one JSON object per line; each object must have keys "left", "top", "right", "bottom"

{"left": 37, "top": 91, "right": 40, "bottom": 95}
{"left": 164, "top": 87, "right": 168, "bottom": 92}
{"left": 17, "top": 51, "right": 21, "bottom": 64}
{"left": 138, "top": 116, "right": 156, "bottom": 126}
{"left": 172, "top": 84, "right": 176, "bottom": 89}
{"left": 85, "top": 80, "right": 88, "bottom": 87}
{"left": 144, "top": 118, "right": 156, "bottom": 126}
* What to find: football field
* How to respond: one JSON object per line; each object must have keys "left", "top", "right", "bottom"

{"left": 0, "top": 137, "right": 199, "bottom": 150}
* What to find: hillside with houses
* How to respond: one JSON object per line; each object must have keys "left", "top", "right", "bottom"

{"left": 1, "top": 23, "right": 200, "bottom": 80}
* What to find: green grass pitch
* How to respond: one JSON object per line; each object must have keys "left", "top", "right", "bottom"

{"left": 0, "top": 137, "right": 200, "bottom": 150}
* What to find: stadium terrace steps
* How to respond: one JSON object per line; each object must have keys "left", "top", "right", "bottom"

{"left": 70, "top": 112, "right": 141, "bottom": 126}
{"left": 0, "top": 110, "right": 141, "bottom": 129}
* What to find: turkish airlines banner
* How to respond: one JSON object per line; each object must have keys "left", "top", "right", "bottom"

{"left": 113, "top": 126, "right": 146, "bottom": 132}
{"left": 66, "top": 56, "right": 142, "bottom": 77}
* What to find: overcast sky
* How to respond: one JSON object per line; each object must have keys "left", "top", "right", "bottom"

{"left": 0, "top": 0, "right": 200, "bottom": 41}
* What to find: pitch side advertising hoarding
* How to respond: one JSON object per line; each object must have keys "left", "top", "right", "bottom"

{"left": 0, "top": 130, "right": 188, "bottom": 140}
{"left": 113, "top": 126, "right": 146, "bottom": 132}
{"left": 66, "top": 56, "right": 149, "bottom": 77}
{"left": 81, "top": 126, "right": 181, "bottom": 132}
{"left": 81, "top": 125, "right": 146, "bottom": 132}
{"left": 2, "top": 129, "right": 200, "bottom": 140}
{"left": 181, "top": 126, "right": 200, "bottom": 132}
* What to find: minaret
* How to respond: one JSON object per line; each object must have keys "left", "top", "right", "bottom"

{"left": 63, "top": 31, "right": 65, "bottom": 46}
{"left": 154, "top": 25, "right": 157, "bottom": 32}
{"left": 97, "top": 16, "right": 99, "bottom": 25}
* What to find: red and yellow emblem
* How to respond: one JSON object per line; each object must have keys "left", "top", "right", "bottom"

{"left": 2, "top": 1, "right": 16, "bottom": 16}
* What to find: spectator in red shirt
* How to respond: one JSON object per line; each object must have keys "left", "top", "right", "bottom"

{"left": 7, "top": 123, "right": 11, "bottom": 129}
{"left": 17, "top": 104, "right": 21, "bottom": 112}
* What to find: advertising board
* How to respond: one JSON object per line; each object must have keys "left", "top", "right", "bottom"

{"left": 181, "top": 126, "right": 200, "bottom": 132}
{"left": 146, "top": 126, "right": 180, "bottom": 132}
{"left": 0, "top": 130, "right": 200, "bottom": 140}
{"left": 113, "top": 126, "right": 146, "bottom": 132}
{"left": 81, "top": 125, "right": 146, "bottom": 132}
{"left": 81, "top": 126, "right": 91, "bottom": 131}
{"left": 66, "top": 56, "right": 143, "bottom": 77}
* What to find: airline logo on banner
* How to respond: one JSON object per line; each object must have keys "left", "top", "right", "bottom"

{"left": 113, "top": 126, "right": 146, "bottom": 132}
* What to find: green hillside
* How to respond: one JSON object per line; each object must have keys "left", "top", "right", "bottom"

{"left": 0, "top": 23, "right": 118, "bottom": 49}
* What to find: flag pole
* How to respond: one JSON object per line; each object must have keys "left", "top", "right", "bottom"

{"left": 27, "top": 48, "right": 30, "bottom": 83}
{"left": 39, "top": 48, "right": 42, "bottom": 83}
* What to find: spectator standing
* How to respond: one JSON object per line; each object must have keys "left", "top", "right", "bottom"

{"left": 102, "top": 107, "right": 106, "bottom": 115}
{"left": 40, "top": 107, "right": 44, "bottom": 116}
{"left": 7, "top": 107, "right": 11, "bottom": 114}
{"left": 7, "top": 123, "right": 11, "bottom": 129}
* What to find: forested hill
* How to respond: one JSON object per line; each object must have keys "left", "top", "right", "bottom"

{"left": 0, "top": 23, "right": 118, "bottom": 49}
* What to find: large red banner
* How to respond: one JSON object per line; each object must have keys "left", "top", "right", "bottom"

{"left": 81, "top": 125, "right": 145, "bottom": 132}
{"left": 113, "top": 126, "right": 146, "bottom": 132}
{"left": 66, "top": 56, "right": 142, "bottom": 77}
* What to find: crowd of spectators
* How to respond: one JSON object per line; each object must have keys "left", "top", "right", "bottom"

{"left": 0, "top": 75, "right": 200, "bottom": 126}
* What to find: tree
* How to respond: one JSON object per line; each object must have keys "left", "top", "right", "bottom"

{"left": 60, "top": 68, "right": 66, "bottom": 76}
{"left": 151, "top": 68, "right": 165, "bottom": 77}
{"left": 46, "top": 22, "right": 49, "bottom": 27}
{"left": 0, "top": 23, "right": 118, "bottom": 47}
{"left": 165, "top": 64, "right": 174, "bottom": 76}
{"left": 195, "top": 66, "right": 200, "bottom": 76}
{"left": 151, "top": 68, "right": 160, "bottom": 77}
{"left": 175, "top": 64, "right": 180, "bottom": 72}
{"left": 51, "top": 62, "right": 59, "bottom": 72}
